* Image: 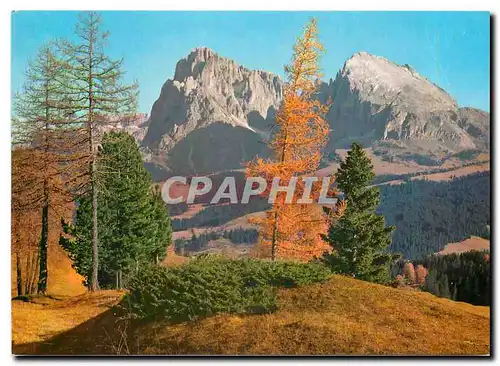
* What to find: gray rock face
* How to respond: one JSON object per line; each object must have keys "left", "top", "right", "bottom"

{"left": 142, "top": 49, "right": 489, "bottom": 176}
{"left": 142, "top": 47, "right": 283, "bottom": 154}
{"left": 100, "top": 113, "right": 149, "bottom": 143}
{"left": 457, "top": 107, "right": 490, "bottom": 149}
{"left": 324, "top": 52, "right": 479, "bottom": 151}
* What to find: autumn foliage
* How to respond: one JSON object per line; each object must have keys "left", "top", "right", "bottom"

{"left": 11, "top": 148, "right": 74, "bottom": 296}
{"left": 403, "top": 262, "right": 416, "bottom": 284}
{"left": 247, "top": 19, "right": 343, "bottom": 261}
{"left": 415, "top": 264, "right": 428, "bottom": 285}
{"left": 395, "top": 262, "right": 428, "bottom": 287}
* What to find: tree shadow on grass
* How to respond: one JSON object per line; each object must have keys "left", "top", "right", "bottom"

{"left": 12, "top": 299, "right": 141, "bottom": 356}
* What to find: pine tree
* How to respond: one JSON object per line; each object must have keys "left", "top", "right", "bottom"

{"left": 322, "top": 142, "right": 397, "bottom": 283}
{"left": 60, "top": 132, "right": 171, "bottom": 288}
{"left": 60, "top": 12, "right": 139, "bottom": 290}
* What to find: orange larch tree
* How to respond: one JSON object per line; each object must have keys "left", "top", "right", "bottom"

{"left": 11, "top": 147, "right": 74, "bottom": 296}
{"left": 415, "top": 264, "right": 428, "bottom": 286}
{"left": 247, "top": 18, "right": 344, "bottom": 261}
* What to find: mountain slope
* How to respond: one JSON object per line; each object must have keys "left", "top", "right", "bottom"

{"left": 140, "top": 49, "right": 489, "bottom": 176}
{"left": 457, "top": 107, "right": 490, "bottom": 149}
{"left": 14, "top": 275, "right": 489, "bottom": 355}
{"left": 324, "top": 52, "right": 480, "bottom": 151}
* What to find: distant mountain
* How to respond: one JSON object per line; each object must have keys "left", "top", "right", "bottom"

{"left": 101, "top": 113, "right": 150, "bottom": 142}
{"left": 322, "top": 52, "right": 485, "bottom": 151}
{"left": 139, "top": 48, "right": 489, "bottom": 176}
{"left": 142, "top": 47, "right": 281, "bottom": 174}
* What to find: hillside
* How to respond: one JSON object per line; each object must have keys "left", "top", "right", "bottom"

{"left": 438, "top": 236, "right": 490, "bottom": 255}
{"left": 12, "top": 275, "right": 489, "bottom": 355}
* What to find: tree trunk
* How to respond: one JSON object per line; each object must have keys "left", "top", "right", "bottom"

{"left": 87, "top": 26, "right": 99, "bottom": 292}
{"left": 37, "top": 184, "right": 49, "bottom": 294}
{"left": 16, "top": 251, "right": 23, "bottom": 297}
{"left": 89, "top": 160, "right": 99, "bottom": 291}
{"left": 115, "top": 269, "right": 123, "bottom": 289}
{"left": 29, "top": 252, "right": 39, "bottom": 295}
{"left": 270, "top": 126, "right": 287, "bottom": 262}
{"left": 271, "top": 211, "right": 279, "bottom": 261}
{"left": 24, "top": 252, "right": 31, "bottom": 295}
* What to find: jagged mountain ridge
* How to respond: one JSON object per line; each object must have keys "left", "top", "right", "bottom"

{"left": 143, "top": 47, "right": 282, "bottom": 151}
{"left": 140, "top": 48, "right": 489, "bottom": 175}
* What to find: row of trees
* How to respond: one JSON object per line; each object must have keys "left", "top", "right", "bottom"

{"left": 223, "top": 228, "right": 259, "bottom": 245}
{"left": 12, "top": 12, "right": 170, "bottom": 294}
{"left": 421, "top": 251, "right": 490, "bottom": 305}
{"left": 391, "top": 251, "right": 490, "bottom": 305}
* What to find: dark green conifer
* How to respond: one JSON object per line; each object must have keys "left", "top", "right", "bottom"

{"left": 322, "top": 142, "right": 397, "bottom": 284}
{"left": 61, "top": 132, "right": 171, "bottom": 288}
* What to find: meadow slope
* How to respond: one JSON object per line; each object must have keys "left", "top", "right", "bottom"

{"left": 13, "top": 275, "right": 490, "bottom": 355}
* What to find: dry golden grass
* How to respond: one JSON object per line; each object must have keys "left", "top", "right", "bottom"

{"left": 11, "top": 242, "right": 122, "bottom": 354}
{"left": 12, "top": 290, "right": 124, "bottom": 353}
{"left": 12, "top": 275, "right": 490, "bottom": 355}
{"left": 45, "top": 243, "right": 87, "bottom": 296}
{"left": 161, "top": 245, "right": 189, "bottom": 267}
{"left": 133, "top": 275, "right": 489, "bottom": 355}
{"left": 11, "top": 242, "right": 86, "bottom": 298}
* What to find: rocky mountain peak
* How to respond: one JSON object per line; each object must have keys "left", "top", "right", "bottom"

{"left": 326, "top": 51, "right": 477, "bottom": 150}
{"left": 142, "top": 48, "right": 284, "bottom": 173}
{"left": 340, "top": 52, "right": 457, "bottom": 110}
{"left": 173, "top": 47, "right": 218, "bottom": 81}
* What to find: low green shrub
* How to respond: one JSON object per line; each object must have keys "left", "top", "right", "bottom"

{"left": 123, "top": 256, "right": 332, "bottom": 321}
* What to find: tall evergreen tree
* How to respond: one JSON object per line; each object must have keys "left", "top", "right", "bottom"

{"left": 60, "top": 12, "right": 139, "bottom": 290}
{"left": 322, "top": 142, "right": 397, "bottom": 284}
{"left": 60, "top": 132, "right": 171, "bottom": 288}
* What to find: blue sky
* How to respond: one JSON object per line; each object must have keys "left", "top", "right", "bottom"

{"left": 12, "top": 11, "right": 490, "bottom": 112}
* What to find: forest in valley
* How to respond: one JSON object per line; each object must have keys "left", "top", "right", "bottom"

{"left": 379, "top": 171, "right": 490, "bottom": 259}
